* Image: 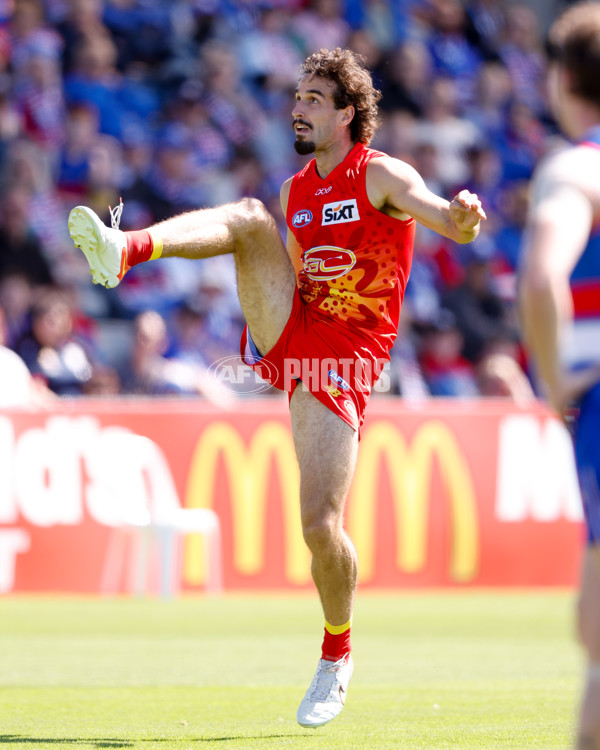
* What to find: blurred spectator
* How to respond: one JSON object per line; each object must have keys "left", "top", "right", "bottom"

{"left": 499, "top": 3, "right": 546, "bottom": 116}
{"left": 15, "top": 286, "right": 94, "bottom": 395}
{"left": 102, "top": 0, "right": 174, "bottom": 71}
{"left": 167, "top": 81, "right": 231, "bottom": 172}
{"left": 497, "top": 99, "right": 546, "bottom": 182}
{"left": 386, "top": 304, "right": 430, "bottom": 399}
{"left": 120, "top": 308, "right": 235, "bottom": 404}
{"left": 0, "top": 302, "right": 53, "bottom": 407}
{"left": 0, "top": 270, "right": 34, "bottom": 348}
{"left": 10, "top": 0, "right": 63, "bottom": 83}
{"left": 417, "top": 308, "right": 480, "bottom": 397}
{"left": 56, "top": 0, "right": 107, "bottom": 73}
{"left": 378, "top": 40, "right": 432, "bottom": 118}
{"left": 465, "top": 0, "right": 507, "bottom": 60}
{"left": 129, "top": 123, "right": 204, "bottom": 221}
{"left": 236, "top": 7, "right": 302, "bottom": 95}
{"left": 57, "top": 101, "right": 100, "bottom": 199}
{"left": 293, "top": 0, "right": 350, "bottom": 55}
{"left": 494, "top": 179, "right": 530, "bottom": 273}
{"left": 347, "top": 28, "right": 384, "bottom": 73}
{"left": 63, "top": 31, "right": 158, "bottom": 140}
{"left": 201, "top": 41, "right": 265, "bottom": 153}
{"left": 442, "top": 242, "right": 512, "bottom": 364}
{"left": 81, "top": 362, "right": 121, "bottom": 396}
{"left": 356, "top": 0, "right": 400, "bottom": 54}
{"left": 84, "top": 134, "right": 122, "bottom": 219}
{"left": 423, "top": 0, "right": 484, "bottom": 109}
{"left": 0, "top": 80, "right": 22, "bottom": 160}
{"left": 414, "top": 76, "right": 482, "bottom": 190}
{"left": 0, "top": 185, "right": 54, "bottom": 285}
{"left": 4, "top": 139, "right": 86, "bottom": 284}
{"left": 14, "top": 41, "right": 65, "bottom": 153}
{"left": 467, "top": 61, "right": 513, "bottom": 144}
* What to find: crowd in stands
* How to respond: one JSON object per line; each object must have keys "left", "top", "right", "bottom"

{"left": 0, "top": 0, "right": 568, "bottom": 404}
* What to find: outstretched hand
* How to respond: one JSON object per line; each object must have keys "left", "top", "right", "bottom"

{"left": 449, "top": 189, "right": 487, "bottom": 231}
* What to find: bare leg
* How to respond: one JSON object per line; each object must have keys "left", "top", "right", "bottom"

{"left": 290, "top": 387, "right": 359, "bottom": 625}
{"left": 576, "top": 546, "right": 600, "bottom": 749}
{"left": 151, "top": 198, "right": 296, "bottom": 354}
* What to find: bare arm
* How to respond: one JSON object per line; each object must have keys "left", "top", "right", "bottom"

{"left": 366, "top": 156, "right": 486, "bottom": 244}
{"left": 519, "top": 148, "right": 600, "bottom": 411}
{"left": 280, "top": 176, "right": 304, "bottom": 262}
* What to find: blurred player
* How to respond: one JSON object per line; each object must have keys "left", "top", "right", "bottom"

{"left": 519, "top": 5, "right": 600, "bottom": 748}
{"left": 68, "top": 48, "right": 485, "bottom": 728}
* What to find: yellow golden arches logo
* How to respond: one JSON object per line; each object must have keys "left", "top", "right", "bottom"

{"left": 184, "top": 421, "right": 310, "bottom": 584}
{"left": 348, "top": 420, "right": 479, "bottom": 582}
{"left": 184, "top": 418, "right": 479, "bottom": 586}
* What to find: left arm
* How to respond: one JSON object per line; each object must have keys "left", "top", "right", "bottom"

{"left": 519, "top": 150, "right": 600, "bottom": 412}
{"left": 366, "top": 156, "right": 486, "bottom": 244}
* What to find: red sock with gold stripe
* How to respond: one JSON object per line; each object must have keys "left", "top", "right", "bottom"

{"left": 321, "top": 619, "right": 352, "bottom": 662}
{"left": 124, "top": 227, "right": 163, "bottom": 270}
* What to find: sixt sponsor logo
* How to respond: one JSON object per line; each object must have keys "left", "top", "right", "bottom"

{"left": 292, "top": 209, "right": 313, "bottom": 228}
{"left": 329, "top": 369, "right": 350, "bottom": 391}
{"left": 322, "top": 198, "right": 360, "bottom": 226}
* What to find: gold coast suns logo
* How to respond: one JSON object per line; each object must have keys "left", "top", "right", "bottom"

{"left": 303, "top": 246, "right": 357, "bottom": 280}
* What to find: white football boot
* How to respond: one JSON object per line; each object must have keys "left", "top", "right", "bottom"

{"left": 68, "top": 201, "right": 128, "bottom": 288}
{"left": 296, "top": 653, "right": 353, "bottom": 728}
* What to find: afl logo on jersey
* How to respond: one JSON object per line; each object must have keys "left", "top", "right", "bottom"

{"left": 322, "top": 198, "right": 360, "bottom": 226}
{"left": 303, "top": 246, "right": 357, "bottom": 280}
{"left": 292, "top": 209, "right": 313, "bottom": 228}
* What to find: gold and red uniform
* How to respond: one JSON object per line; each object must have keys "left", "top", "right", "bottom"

{"left": 241, "top": 142, "right": 415, "bottom": 431}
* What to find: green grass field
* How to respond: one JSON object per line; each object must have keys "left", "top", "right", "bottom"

{"left": 0, "top": 591, "right": 582, "bottom": 749}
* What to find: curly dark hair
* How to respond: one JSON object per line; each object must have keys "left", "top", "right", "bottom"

{"left": 300, "top": 48, "right": 381, "bottom": 145}
{"left": 549, "top": 2, "right": 600, "bottom": 106}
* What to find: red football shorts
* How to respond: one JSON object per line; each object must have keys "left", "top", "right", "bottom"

{"left": 240, "top": 289, "right": 388, "bottom": 433}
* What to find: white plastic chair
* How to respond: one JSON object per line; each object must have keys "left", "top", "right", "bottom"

{"left": 94, "top": 429, "right": 222, "bottom": 596}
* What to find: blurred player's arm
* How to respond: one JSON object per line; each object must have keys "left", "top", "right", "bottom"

{"left": 366, "top": 156, "right": 486, "bottom": 244}
{"left": 519, "top": 152, "right": 600, "bottom": 412}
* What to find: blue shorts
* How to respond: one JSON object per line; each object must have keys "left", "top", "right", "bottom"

{"left": 573, "top": 381, "right": 600, "bottom": 544}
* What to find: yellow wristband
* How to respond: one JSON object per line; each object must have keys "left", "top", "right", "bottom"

{"left": 148, "top": 228, "right": 163, "bottom": 260}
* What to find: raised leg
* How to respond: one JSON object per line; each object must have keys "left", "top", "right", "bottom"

{"left": 140, "top": 198, "right": 296, "bottom": 354}
{"left": 70, "top": 198, "right": 296, "bottom": 355}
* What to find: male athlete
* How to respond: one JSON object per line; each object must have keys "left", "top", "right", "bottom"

{"left": 519, "top": 5, "right": 600, "bottom": 748}
{"left": 69, "top": 48, "right": 485, "bottom": 728}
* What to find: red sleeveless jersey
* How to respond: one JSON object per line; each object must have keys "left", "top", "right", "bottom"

{"left": 286, "top": 142, "right": 415, "bottom": 355}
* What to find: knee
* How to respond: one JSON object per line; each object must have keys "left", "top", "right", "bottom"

{"left": 302, "top": 512, "right": 339, "bottom": 555}
{"left": 231, "top": 197, "right": 275, "bottom": 241}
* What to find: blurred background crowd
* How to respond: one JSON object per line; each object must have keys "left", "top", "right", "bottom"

{"left": 0, "top": 0, "right": 578, "bottom": 405}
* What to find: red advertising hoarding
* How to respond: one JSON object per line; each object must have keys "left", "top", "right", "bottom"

{"left": 0, "top": 397, "right": 584, "bottom": 594}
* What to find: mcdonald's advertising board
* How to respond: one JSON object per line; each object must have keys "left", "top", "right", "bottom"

{"left": 0, "top": 397, "right": 584, "bottom": 593}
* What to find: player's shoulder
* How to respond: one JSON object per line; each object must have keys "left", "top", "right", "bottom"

{"left": 535, "top": 136, "right": 600, "bottom": 187}
{"left": 366, "top": 152, "right": 420, "bottom": 184}
{"left": 530, "top": 136, "right": 600, "bottom": 212}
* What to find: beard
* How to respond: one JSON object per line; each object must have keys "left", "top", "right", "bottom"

{"left": 294, "top": 138, "right": 316, "bottom": 155}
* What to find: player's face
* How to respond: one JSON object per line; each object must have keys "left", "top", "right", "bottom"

{"left": 292, "top": 76, "right": 347, "bottom": 155}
